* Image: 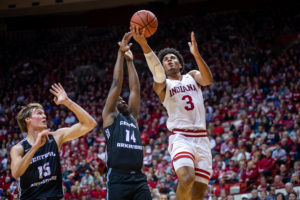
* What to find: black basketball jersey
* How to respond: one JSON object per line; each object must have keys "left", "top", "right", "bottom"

{"left": 19, "top": 135, "right": 63, "bottom": 200}
{"left": 103, "top": 113, "right": 144, "bottom": 170}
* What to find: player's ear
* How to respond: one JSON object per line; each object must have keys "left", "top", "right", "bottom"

{"left": 25, "top": 117, "right": 31, "bottom": 124}
{"left": 25, "top": 117, "right": 31, "bottom": 123}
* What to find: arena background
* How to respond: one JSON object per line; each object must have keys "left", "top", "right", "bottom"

{"left": 0, "top": 0, "right": 299, "bottom": 199}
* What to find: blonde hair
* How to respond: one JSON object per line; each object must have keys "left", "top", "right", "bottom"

{"left": 17, "top": 103, "right": 43, "bottom": 132}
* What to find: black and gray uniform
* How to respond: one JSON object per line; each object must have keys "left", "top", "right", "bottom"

{"left": 19, "top": 135, "right": 63, "bottom": 200}
{"left": 103, "top": 113, "right": 151, "bottom": 200}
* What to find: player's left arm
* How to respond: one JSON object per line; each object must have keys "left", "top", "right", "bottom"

{"left": 49, "top": 83, "right": 97, "bottom": 149}
{"left": 188, "top": 31, "right": 213, "bottom": 86}
{"left": 125, "top": 50, "right": 141, "bottom": 120}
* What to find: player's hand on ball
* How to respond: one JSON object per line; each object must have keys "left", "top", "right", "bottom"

{"left": 188, "top": 31, "right": 200, "bottom": 56}
{"left": 50, "top": 83, "right": 69, "bottom": 105}
{"left": 118, "top": 32, "right": 132, "bottom": 53}
{"left": 131, "top": 26, "right": 147, "bottom": 46}
{"left": 124, "top": 50, "right": 133, "bottom": 61}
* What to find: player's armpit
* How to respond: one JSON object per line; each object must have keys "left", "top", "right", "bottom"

{"left": 153, "top": 82, "right": 166, "bottom": 102}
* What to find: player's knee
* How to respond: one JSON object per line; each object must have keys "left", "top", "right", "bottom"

{"left": 178, "top": 171, "right": 195, "bottom": 187}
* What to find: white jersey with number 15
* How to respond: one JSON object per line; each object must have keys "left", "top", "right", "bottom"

{"left": 162, "top": 73, "right": 206, "bottom": 131}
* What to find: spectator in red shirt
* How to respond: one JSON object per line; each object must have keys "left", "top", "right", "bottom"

{"left": 257, "top": 176, "right": 269, "bottom": 191}
{"left": 1, "top": 176, "right": 11, "bottom": 191}
{"left": 241, "top": 161, "right": 259, "bottom": 186}
{"left": 140, "top": 129, "right": 150, "bottom": 145}
{"left": 90, "top": 184, "right": 102, "bottom": 199}
{"left": 65, "top": 186, "right": 80, "bottom": 200}
{"left": 213, "top": 120, "right": 225, "bottom": 135}
{"left": 212, "top": 136, "right": 222, "bottom": 154}
{"left": 211, "top": 161, "right": 225, "bottom": 182}
{"left": 273, "top": 175, "right": 285, "bottom": 189}
{"left": 146, "top": 173, "right": 157, "bottom": 189}
{"left": 99, "top": 184, "right": 107, "bottom": 199}
{"left": 213, "top": 177, "right": 230, "bottom": 197}
{"left": 224, "top": 160, "right": 238, "bottom": 182}
{"left": 258, "top": 149, "right": 274, "bottom": 177}
{"left": 254, "top": 89, "right": 265, "bottom": 102}
{"left": 79, "top": 180, "right": 89, "bottom": 197}
{"left": 283, "top": 113, "right": 295, "bottom": 128}
{"left": 274, "top": 113, "right": 285, "bottom": 127}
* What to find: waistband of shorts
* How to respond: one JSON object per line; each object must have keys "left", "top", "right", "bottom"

{"left": 171, "top": 128, "right": 207, "bottom": 137}
{"left": 110, "top": 168, "right": 142, "bottom": 175}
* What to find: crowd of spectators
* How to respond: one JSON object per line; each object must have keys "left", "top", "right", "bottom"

{"left": 0, "top": 6, "right": 299, "bottom": 200}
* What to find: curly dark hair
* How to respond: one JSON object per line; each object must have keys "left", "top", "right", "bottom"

{"left": 157, "top": 48, "right": 185, "bottom": 72}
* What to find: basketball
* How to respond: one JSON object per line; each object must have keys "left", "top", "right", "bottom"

{"left": 130, "top": 10, "right": 158, "bottom": 38}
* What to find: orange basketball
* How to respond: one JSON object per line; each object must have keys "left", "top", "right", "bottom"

{"left": 130, "top": 10, "right": 158, "bottom": 38}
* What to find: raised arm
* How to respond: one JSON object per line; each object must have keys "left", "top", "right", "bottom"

{"left": 131, "top": 26, "right": 166, "bottom": 101}
{"left": 188, "top": 31, "right": 213, "bottom": 86}
{"left": 125, "top": 50, "right": 140, "bottom": 120}
{"left": 11, "top": 129, "right": 51, "bottom": 179}
{"left": 49, "top": 83, "right": 97, "bottom": 149}
{"left": 102, "top": 32, "right": 132, "bottom": 127}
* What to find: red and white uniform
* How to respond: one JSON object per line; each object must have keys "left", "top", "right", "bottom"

{"left": 163, "top": 74, "right": 206, "bottom": 132}
{"left": 163, "top": 73, "right": 212, "bottom": 184}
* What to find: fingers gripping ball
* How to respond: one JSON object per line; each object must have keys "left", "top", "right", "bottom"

{"left": 130, "top": 10, "right": 158, "bottom": 38}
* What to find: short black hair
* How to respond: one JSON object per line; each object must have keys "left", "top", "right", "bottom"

{"left": 158, "top": 48, "right": 185, "bottom": 70}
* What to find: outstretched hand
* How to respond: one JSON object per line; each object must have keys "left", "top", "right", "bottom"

{"left": 124, "top": 50, "right": 133, "bottom": 61}
{"left": 188, "top": 31, "right": 200, "bottom": 56}
{"left": 49, "top": 83, "right": 69, "bottom": 105}
{"left": 118, "top": 32, "right": 133, "bottom": 53}
{"left": 130, "top": 26, "right": 148, "bottom": 46}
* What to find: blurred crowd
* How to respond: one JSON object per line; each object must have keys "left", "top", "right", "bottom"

{"left": 0, "top": 6, "right": 299, "bottom": 200}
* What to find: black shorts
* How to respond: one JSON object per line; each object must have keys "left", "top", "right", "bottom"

{"left": 106, "top": 168, "right": 152, "bottom": 200}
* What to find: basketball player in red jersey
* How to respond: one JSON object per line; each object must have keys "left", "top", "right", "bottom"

{"left": 131, "top": 26, "right": 213, "bottom": 200}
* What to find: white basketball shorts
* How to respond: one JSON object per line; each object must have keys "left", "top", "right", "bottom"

{"left": 168, "top": 131, "right": 212, "bottom": 185}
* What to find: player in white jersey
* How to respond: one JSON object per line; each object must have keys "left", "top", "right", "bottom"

{"left": 163, "top": 73, "right": 206, "bottom": 131}
{"left": 131, "top": 26, "right": 213, "bottom": 200}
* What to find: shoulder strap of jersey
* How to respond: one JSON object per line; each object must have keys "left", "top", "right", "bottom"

{"left": 186, "top": 72, "right": 201, "bottom": 88}
{"left": 19, "top": 138, "right": 30, "bottom": 155}
{"left": 102, "top": 113, "right": 121, "bottom": 139}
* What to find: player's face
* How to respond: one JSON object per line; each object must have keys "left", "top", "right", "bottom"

{"left": 27, "top": 108, "right": 47, "bottom": 130}
{"left": 162, "top": 53, "right": 182, "bottom": 75}
{"left": 116, "top": 97, "right": 129, "bottom": 115}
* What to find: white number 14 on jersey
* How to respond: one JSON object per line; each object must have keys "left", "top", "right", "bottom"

{"left": 125, "top": 129, "right": 136, "bottom": 143}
